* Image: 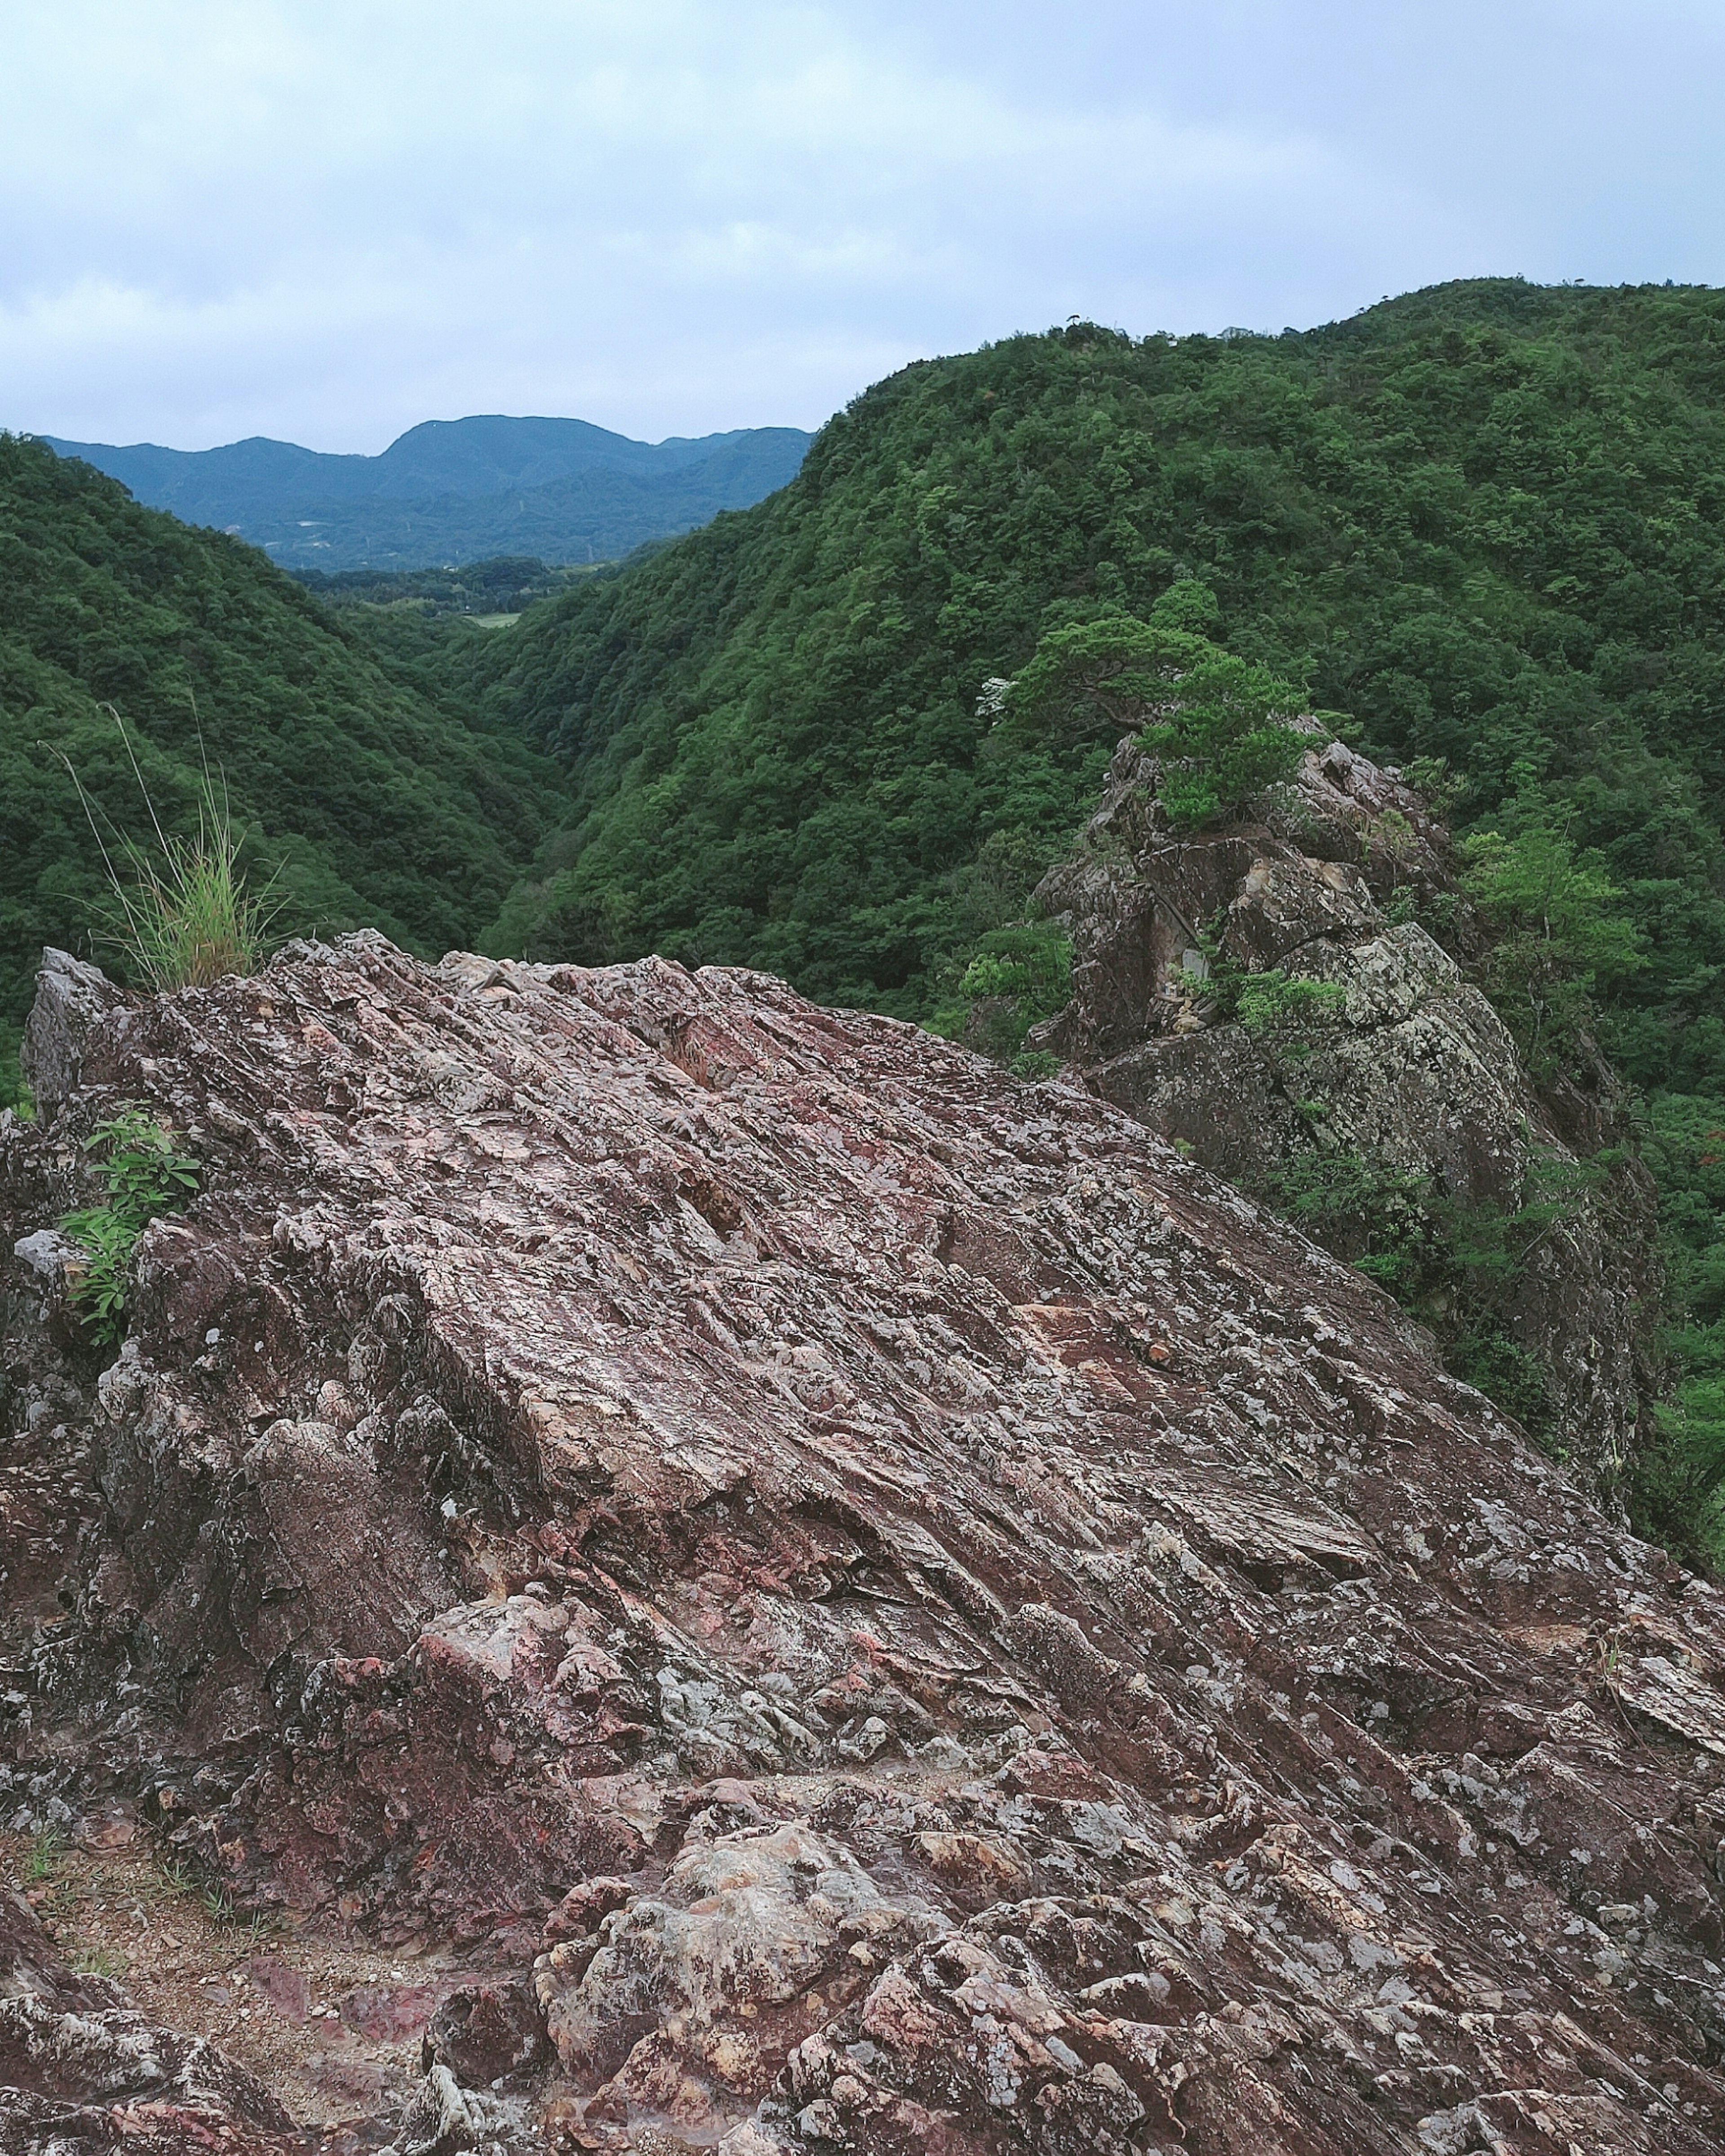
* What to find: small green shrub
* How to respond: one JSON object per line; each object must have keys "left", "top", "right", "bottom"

{"left": 935, "top": 919, "right": 1073, "bottom": 1065}
{"left": 61, "top": 1108, "right": 200, "bottom": 1345}
{"left": 1257, "top": 1148, "right": 1439, "bottom": 1296}
{"left": 1173, "top": 936, "right": 1347, "bottom": 1052}
{"left": 53, "top": 710, "right": 277, "bottom": 994}
{"left": 1234, "top": 971, "right": 1347, "bottom": 1039}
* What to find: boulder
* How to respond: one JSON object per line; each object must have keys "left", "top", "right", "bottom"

{"left": 18, "top": 948, "right": 128, "bottom": 1118}
{"left": 1033, "top": 735, "right": 1658, "bottom": 1487}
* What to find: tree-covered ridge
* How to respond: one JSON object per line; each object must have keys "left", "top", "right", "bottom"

{"left": 474, "top": 281, "right": 1725, "bottom": 1029}
{"left": 0, "top": 433, "right": 572, "bottom": 1093}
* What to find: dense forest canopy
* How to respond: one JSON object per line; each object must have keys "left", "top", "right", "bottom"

{"left": 0, "top": 433, "right": 572, "bottom": 1093}
{"left": 466, "top": 278, "right": 1725, "bottom": 1059}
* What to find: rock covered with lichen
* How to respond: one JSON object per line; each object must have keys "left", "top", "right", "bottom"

{"left": 1031, "top": 734, "right": 1657, "bottom": 1491}
{"left": 0, "top": 932, "right": 1722, "bottom": 2152}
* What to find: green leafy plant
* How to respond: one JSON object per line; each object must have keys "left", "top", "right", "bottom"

{"left": 61, "top": 1107, "right": 200, "bottom": 1345}
{"left": 54, "top": 709, "right": 279, "bottom": 993}
{"left": 1171, "top": 931, "right": 1346, "bottom": 1050}
{"left": 1257, "top": 1148, "right": 1439, "bottom": 1296}
{"left": 1009, "top": 586, "right": 1310, "bottom": 831}
{"left": 1234, "top": 971, "right": 1347, "bottom": 1039}
{"left": 935, "top": 919, "right": 1074, "bottom": 1065}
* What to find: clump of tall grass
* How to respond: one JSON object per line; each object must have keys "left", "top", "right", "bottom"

{"left": 50, "top": 707, "right": 277, "bottom": 991}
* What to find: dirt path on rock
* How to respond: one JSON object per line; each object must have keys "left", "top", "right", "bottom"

{"left": 0, "top": 1826, "right": 471, "bottom": 2127}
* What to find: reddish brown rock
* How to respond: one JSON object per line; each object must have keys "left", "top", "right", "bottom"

{"left": 246, "top": 1953, "right": 311, "bottom": 2024}
{"left": 339, "top": 1981, "right": 447, "bottom": 2043}
{"left": 1, "top": 933, "right": 1724, "bottom": 2151}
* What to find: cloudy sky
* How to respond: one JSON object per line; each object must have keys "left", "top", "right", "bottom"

{"left": 2, "top": 0, "right": 1721, "bottom": 451}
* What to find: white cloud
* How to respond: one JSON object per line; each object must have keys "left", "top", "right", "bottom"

{"left": 0, "top": 0, "right": 1717, "bottom": 449}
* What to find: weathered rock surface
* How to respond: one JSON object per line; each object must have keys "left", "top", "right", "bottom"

{"left": 1032, "top": 736, "right": 1657, "bottom": 1488}
{"left": 1, "top": 934, "right": 1724, "bottom": 2151}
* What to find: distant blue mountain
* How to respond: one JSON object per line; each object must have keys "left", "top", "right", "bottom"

{"left": 40, "top": 414, "right": 814, "bottom": 570}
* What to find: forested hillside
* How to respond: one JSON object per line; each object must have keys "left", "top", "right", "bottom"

{"left": 464, "top": 276, "right": 1725, "bottom": 1537}
{"left": 473, "top": 281, "right": 1723, "bottom": 1022}
{"left": 44, "top": 416, "right": 813, "bottom": 572}
{"left": 0, "top": 433, "right": 571, "bottom": 1093}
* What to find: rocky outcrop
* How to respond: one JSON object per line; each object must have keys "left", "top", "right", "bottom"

{"left": 1, "top": 934, "right": 1723, "bottom": 2152}
{"left": 1031, "top": 737, "right": 1657, "bottom": 1489}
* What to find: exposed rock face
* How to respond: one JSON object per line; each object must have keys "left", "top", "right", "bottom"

{"left": 18, "top": 948, "right": 128, "bottom": 1120}
{"left": 1, "top": 934, "right": 1724, "bottom": 2152}
{"left": 1032, "top": 737, "right": 1657, "bottom": 1489}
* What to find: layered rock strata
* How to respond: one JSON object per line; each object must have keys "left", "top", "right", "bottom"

{"left": 0, "top": 935, "right": 1722, "bottom": 2153}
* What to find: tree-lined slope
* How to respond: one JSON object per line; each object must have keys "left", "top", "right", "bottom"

{"left": 0, "top": 432, "right": 571, "bottom": 1091}
{"left": 43, "top": 415, "right": 813, "bottom": 571}
{"left": 474, "top": 280, "right": 1725, "bottom": 1047}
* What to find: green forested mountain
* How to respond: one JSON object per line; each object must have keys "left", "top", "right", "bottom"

{"left": 0, "top": 433, "right": 571, "bottom": 1091}
{"left": 469, "top": 280, "right": 1725, "bottom": 1049}
{"left": 462, "top": 277, "right": 1725, "bottom": 1537}
{"left": 42, "top": 417, "right": 813, "bottom": 573}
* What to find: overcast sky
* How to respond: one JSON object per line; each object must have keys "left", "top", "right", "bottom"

{"left": 2, "top": 0, "right": 1721, "bottom": 452}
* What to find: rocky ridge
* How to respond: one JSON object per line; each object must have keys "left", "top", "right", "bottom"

{"left": 1, "top": 934, "right": 1723, "bottom": 2152}
{"left": 1031, "top": 734, "right": 1656, "bottom": 1490}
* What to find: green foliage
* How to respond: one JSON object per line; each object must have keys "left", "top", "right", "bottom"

{"left": 60, "top": 1108, "right": 200, "bottom": 1345}
{"left": 1257, "top": 1148, "right": 1437, "bottom": 1294}
{"left": 22, "top": 1827, "right": 65, "bottom": 1883}
{"left": 1462, "top": 819, "right": 1645, "bottom": 1071}
{"left": 104, "top": 802, "right": 273, "bottom": 990}
{"left": 0, "top": 1029, "right": 23, "bottom": 1115}
{"left": 466, "top": 282, "right": 1725, "bottom": 1057}
{"left": 1257, "top": 1140, "right": 1609, "bottom": 1446}
{"left": 0, "top": 432, "right": 571, "bottom": 1103}
{"left": 1008, "top": 595, "right": 1308, "bottom": 829}
{"left": 1234, "top": 971, "right": 1347, "bottom": 1039}
{"left": 1170, "top": 927, "right": 1345, "bottom": 1045}
{"left": 938, "top": 920, "right": 1073, "bottom": 1063}
{"left": 292, "top": 556, "right": 610, "bottom": 618}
